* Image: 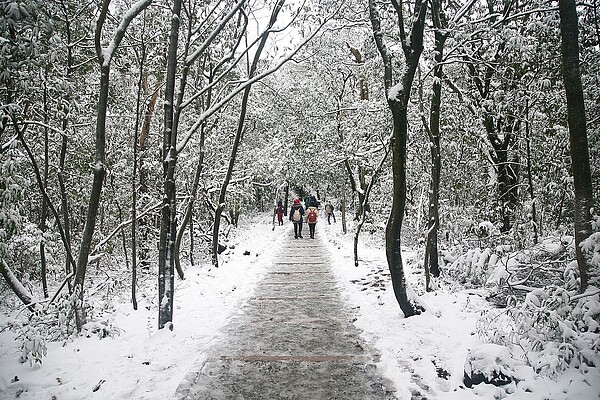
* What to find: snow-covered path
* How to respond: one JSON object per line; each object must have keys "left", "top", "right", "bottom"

{"left": 1, "top": 214, "right": 598, "bottom": 400}
{"left": 175, "top": 231, "right": 395, "bottom": 399}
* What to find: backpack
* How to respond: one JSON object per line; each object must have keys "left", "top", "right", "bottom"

{"left": 292, "top": 208, "right": 301, "bottom": 222}
{"left": 307, "top": 208, "right": 317, "bottom": 223}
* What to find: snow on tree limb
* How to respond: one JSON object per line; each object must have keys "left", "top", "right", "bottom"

{"left": 1, "top": 258, "right": 35, "bottom": 307}
{"left": 176, "top": 1, "right": 346, "bottom": 154}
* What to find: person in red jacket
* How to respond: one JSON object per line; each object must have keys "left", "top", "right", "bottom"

{"left": 305, "top": 200, "right": 319, "bottom": 239}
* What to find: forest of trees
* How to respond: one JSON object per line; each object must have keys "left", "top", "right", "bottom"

{"left": 1, "top": 0, "right": 598, "bottom": 373}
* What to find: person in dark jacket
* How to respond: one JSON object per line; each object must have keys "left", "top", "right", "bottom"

{"left": 275, "top": 199, "right": 284, "bottom": 225}
{"left": 325, "top": 202, "right": 336, "bottom": 224}
{"left": 289, "top": 198, "right": 305, "bottom": 239}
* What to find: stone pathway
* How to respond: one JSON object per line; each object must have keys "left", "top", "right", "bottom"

{"left": 175, "top": 229, "right": 396, "bottom": 399}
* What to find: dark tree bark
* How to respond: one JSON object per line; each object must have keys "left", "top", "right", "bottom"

{"left": 1, "top": 260, "right": 34, "bottom": 310}
{"left": 284, "top": 181, "right": 290, "bottom": 216}
{"left": 341, "top": 187, "right": 348, "bottom": 235}
{"left": 57, "top": 0, "right": 75, "bottom": 293}
{"left": 422, "top": 0, "right": 447, "bottom": 288}
{"left": 138, "top": 81, "right": 160, "bottom": 269}
{"left": 524, "top": 100, "right": 539, "bottom": 244}
{"left": 174, "top": 64, "right": 214, "bottom": 276}
{"left": 174, "top": 119, "right": 209, "bottom": 276}
{"left": 369, "top": 0, "right": 427, "bottom": 317}
{"left": 40, "top": 68, "right": 50, "bottom": 299}
{"left": 158, "top": 0, "right": 183, "bottom": 330}
{"left": 75, "top": 0, "right": 152, "bottom": 331}
{"left": 131, "top": 31, "right": 151, "bottom": 311}
{"left": 559, "top": 0, "right": 596, "bottom": 290}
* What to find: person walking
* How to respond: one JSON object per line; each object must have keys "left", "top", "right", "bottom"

{"left": 305, "top": 201, "right": 319, "bottom": 239}
{"left": 325, "top": 202, "right": 336, "bottom": 224}
{"left": 289, "top": 199, "right": 305, "bottom": 239}
{"left": 275, "top": 200, "right": 284, "bottom": 226}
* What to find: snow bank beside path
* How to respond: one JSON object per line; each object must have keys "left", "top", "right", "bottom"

{"left": 1, "top": 214, "right": 598, "bottom": 400}
{"left": 321, "top": 222, "right": 600, "bottom": 400}
{"left": 0, "top": 215, "right": 287, "bottom": 400}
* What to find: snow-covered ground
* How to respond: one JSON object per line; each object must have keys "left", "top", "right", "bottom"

{"left": 0, "top": 213, "right": 598, "bottom": 399}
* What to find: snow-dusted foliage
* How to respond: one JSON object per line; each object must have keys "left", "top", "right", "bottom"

{"left": 0, "top": 147, "right": 28, "bottom": 256}
{"left": 469, "top": 219, "right": 600, "bottom": 378}
{"left": 477, "top": 285, "right": 600, "bottom": 377}
{"left": 582, "top": 214, "right": 600, "bottom": 288}
{"left": 2, "top": 295, "right": 71, "bottom": 367}
{"left": 442, "top": 216, "right": 600, "bottom": 379}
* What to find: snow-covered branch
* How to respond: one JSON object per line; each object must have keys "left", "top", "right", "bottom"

{"left": 90, "top": 201, "right": 162, "bottom": 256}
{"left": 176, "top": 2, "right": 345, "bottom": 154}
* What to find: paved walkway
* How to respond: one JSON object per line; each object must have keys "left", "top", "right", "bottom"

{"left": 175, "top": 228, "right": 396, "bottom": 399}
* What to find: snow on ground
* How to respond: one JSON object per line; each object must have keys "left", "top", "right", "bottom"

{"left": 321, "top": 221, "right": 600, "bottom": 400}
{"left": 0, "top": 212, "right": 598, "bottom": 400}
{"left": 0, "top": 216, "right": 283, "bottom": 400}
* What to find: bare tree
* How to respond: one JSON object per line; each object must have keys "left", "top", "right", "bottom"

{"left": 558, "top": 0, "right": 596, "bottom": 290}
{"left": 74, "top": 0, "right": 153, "bottom": 331}
{"left": 212, "top": 1, "right": 285, "bottom": 267}
{"left": 369, "top": 0, "right": 427, "bottom": 316}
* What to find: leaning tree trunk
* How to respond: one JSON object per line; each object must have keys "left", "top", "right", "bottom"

{"left": 74, "top": 0, "right": 152, "bottom": 331}
{"left": 354, "top": 148, "right": 389, "bottom": 267}
{"left": 211, "top": 1, "right": 284, "bottom": 267}
{"left": 73, "top": 61, "right": 109, "bottom": 331}
{"left": 369, "top": 0, "right": 427, "bottom": 317}
{"left": 559, "top": 0, "right": 595, "bottom": 290}
{"left": 1, "top": 260, "right": 34, "bottom": 310}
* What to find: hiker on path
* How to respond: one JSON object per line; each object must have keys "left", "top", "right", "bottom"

{"left": 305, "top": 201, "right": 319, "bottom": 239}
{"left": 289, "top": 199, "right": 305, "bottom": 239}
{"left": 275, "top": 200, "right": 284, "bottom": 226}
{"left": 324, "top": 202, "right": 336, "bottom": 224}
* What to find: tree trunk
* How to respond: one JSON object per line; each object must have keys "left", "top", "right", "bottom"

{"left": 524, "top": 100, "right": 539, "bottom": 244}
{"left": 559, "top": 0, "right": 596, "bottom": 290}
{"left": 75, "top": 0, "right": 151, "bottom": 331}
{"left": 158, "top": 0, "right": 183, "bottom": 329}
{"left": 423, "top": 1, "right": 445, "bottom": 285}
{"left": 40, "top": 69, "right": 50, "bottom": 299}
{"left": 138, "top": 83, "right": 160, "bottom": 269}
{"left": 74, "top": 62, "right": 109, "bottom": 330}
{"left": 341, "top": 187, "right": 348, "bottom": 235}
{"left": 485, "top": 117, "right": 519, "bottom": 233}
{"left": 1, "top": 259, "right": 34, "bottom": 310}
{"left": 284, "top": 181, "right": 289, "bottom": 216}
{"left": 174, "top": 131, "right": 206, "bottom": 278}
{"left": 131, "top": 40, "right": 149, "bottom": 311}
{"left": 369, "top": 0, "right": 427, "bottom": 317}
{"left": 354, "top": 148, "right": 389, "bottom": 267}
{"left": 58, "top": 3, "right": 75, "bottom": 293}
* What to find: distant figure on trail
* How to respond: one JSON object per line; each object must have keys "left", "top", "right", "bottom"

{"left": 275, "top": 200, "right": 284, "bottom": 226}
{"left": 324, "top": 202, "right": 336, "bottom": 224}
{"left": 289, "top": 199, "right": 305, "bottom": 239}
{"left": 305, "top": 200, "right": 319, "bottom": 239}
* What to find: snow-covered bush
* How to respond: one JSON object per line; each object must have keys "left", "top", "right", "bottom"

{"left": 582, "top": 214, "right": 600, "bottom": 288}
{"left": 473, "top": 219, "right": 600, "bottom": 379}
{"left": 477, "top": 285, "right": 600, "bottom": 377}
{"left": 442, "top": 245, "right": 509, "bottom": 287}
{"left": 1, "top": 291, "right": 104, "bottom": 367}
